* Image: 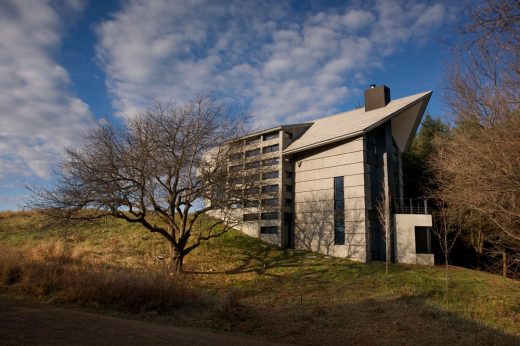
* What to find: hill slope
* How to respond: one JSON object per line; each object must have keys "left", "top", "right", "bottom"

{"left": 0, "top": 211, "right": 519, "bottom": 345}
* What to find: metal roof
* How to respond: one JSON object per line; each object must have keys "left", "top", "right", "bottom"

{"left": 283, "top": 91, "right": 432, "bottom": 155}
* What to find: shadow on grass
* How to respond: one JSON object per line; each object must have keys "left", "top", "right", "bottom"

{"left": 214, "top": 294, "right": 520, "bottom": 346}
{"left": 190, "top": 236, "right": 403, "bottom": 280}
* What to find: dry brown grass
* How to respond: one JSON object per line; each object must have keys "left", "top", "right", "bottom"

{"left": 0, "top": 243, "right": 193, "bottom": 313}
{"left": 1, "top": 211, "right": 519, "bottom": 345}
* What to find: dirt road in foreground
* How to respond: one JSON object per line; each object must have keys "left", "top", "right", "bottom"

{"left": 0, "top": 297, "right": 288, "bottom": 346}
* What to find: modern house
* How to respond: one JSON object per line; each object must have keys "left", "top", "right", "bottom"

{"left": 227, "top": 85, "right": 434, "bottom": 265}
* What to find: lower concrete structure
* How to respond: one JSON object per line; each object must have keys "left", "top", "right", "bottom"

{"left": 394, "top": 214, "right": 433, "bottom": 265}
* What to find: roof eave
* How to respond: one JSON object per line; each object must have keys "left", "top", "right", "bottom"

{"left": 283, "top": 131, "right": 364, "bottom": 155}
{"left": 282, "top": 91, "right": 432, "bottom": 155}
{"left": 362, "top": 91, "right": 432, "bottom": 135}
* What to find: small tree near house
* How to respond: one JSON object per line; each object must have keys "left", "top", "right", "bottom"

{"left": 376, "top": 176, "right": 391, "bottom": 276}
{"left": 431, "top": 198, "right": 461, "bottom": 300}
{"left": 29, "top": 96, "right": 258, "bottom": 274}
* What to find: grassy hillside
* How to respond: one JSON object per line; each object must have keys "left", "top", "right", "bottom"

{"left": 0, "top": 211, "right": 519, "bottom": 345}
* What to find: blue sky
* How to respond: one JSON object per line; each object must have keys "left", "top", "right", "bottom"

{"left": 0, "top": 0, "right": 461, "bottom": 210}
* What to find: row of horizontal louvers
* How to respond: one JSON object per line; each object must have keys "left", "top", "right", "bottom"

{"left": 243, "top": 212, "right": 279, "bottom": 221}
{"left": 230, "top": 144, "right": 279, "bottom": 161}
{"left": 233, "top": 131, "right": 285, "bottom": 148}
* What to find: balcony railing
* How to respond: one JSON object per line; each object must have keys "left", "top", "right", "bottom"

{"left": 394, "top": 198, "right": 430, "bottom": 215}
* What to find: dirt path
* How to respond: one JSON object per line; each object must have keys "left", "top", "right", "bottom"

{"left": 0, "top": 297, "right": 289, "bottom": 346}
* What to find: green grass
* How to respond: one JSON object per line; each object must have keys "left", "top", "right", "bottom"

{"left": 1, "top": 211, "right": 519, "bottom": 345}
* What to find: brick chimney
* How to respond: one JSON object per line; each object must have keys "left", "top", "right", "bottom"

{"left": 364, "top": 84, "right": 390, "bottom": 111}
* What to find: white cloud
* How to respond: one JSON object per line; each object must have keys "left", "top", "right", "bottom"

{"left": 96, "top": 0, "right": 450, "bottom": 128}
{"left": 0, "top": 0, "right": 92, "bottom": 179}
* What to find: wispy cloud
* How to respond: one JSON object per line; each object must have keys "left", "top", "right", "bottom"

{"left": 0, "top": 0, "right": 92, "bottom": 179}
{"left": 96, "top": 0, "right": 450, "bottom": 128}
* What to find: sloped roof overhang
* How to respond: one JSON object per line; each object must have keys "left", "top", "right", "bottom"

{"left": 282, "top": 91, "right": 432, "bottom": 155}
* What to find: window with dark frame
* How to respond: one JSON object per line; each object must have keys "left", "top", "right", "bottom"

{"left": 243, "top": 213, "right": 259, "bottom": 221}
{"left": 229, "top": 165, "right": 241, "bottom": 172}
{"left": 262, "top": 171, "right": 279, "bottom": 180}
{"left": 244, "top": 200, "right": 259, "bottom": 207}
{"left": 261, "top": 198, "right": 279, "bottom": 207}
{"left": 262, "top": 158, "right": 279, "bottom": 166}
{"left": 285, "top": 171, "right": 293, "bottom": 179}
{"left": 229, "top": 177, "right": 243, "bottom": 185}
{"left": 262, "top": 144, "right": 279, "bottom": 153}
{"left": 244, "top": 174, "right": 260, "bottom": 183}
{"left": 230, "top": 153, "right": 243, "bottom": 161}
{"left": 245, "top": 161, "right": 260, "bottom": 169}
{"left": 285, "top": 199, "right": 292, "bottom": 206}
{"left": 285, "top": 185, "right": 293, "bottom": 192}
{"left": 260, "top": 226, "right": 278, "bottom": 234}
{"left": 246, "top": 137, "right": 260, "bottom": 145}
{"left": 262, "top": 184, "right": 279, "bottom": 193}
{"left": 244, "top": 187, "right": 260, "bottom": 195}
{"left": 245, "top": 148, "right": 260, "bottom": 157}
{"left": 261, "top": 212, "right": 279, "bottom": 220}
{"left": 231, "top": 140, "right": 243, "bottom": 149}
{"left": 334, "top": 176, "right": 345, "bottom": 245}
{"left": 263, "top": 132, "right": 279, "bottom": 141}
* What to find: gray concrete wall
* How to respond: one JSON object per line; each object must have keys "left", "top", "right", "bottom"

{"left": 293, "top": 137, "right": 367, "bottom": 261}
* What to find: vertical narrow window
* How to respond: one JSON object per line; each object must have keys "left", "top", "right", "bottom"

{"left": 334, "top": 176, "right": 345, "bottom": 245}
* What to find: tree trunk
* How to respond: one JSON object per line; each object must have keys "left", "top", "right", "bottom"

{"left": 502, "top": 249, "right": 508, "bottom": 277}
{"left": 444, "top": 250, "right": 449, "bottom": 300}
{"left": 172, "top": 247, "right": 184, "bottom": 275}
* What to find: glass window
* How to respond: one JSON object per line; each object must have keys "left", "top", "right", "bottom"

{"left": 260, "top": 226, "right": 278, "bottom": 234}
{"left": 246, "top": 137, "right": 260, "bottom": 145}
{"left": 262, "top": 184, "right": 279, "bottom": 193}
{"left": 261, "top": 198, "right": 279, "bottom": 207}
{"left": 229, "top": 177, "right": 243, "bottom": 185}
{"left": 245, "top": 161, "right": 260, "bottom": 169}
{"left": 245, "top": 148, "right": 260, "bottom": 157}
{"left": 243, "top": 213, "right": 259, "bottom": 221}
{"left": 285, "top": 171, "right": 293, "bottom": 179}
{"left": 244, "top": 200, "right": 259, "bottom": 207}
{"left": 263, "top": 132, "right": 279, "bottom": 141}
{"left": 285, "top": 185, "right": 293, "bottom": 193}
{"left": 262, "top": 144, "right": 279, "bottom": 153}
{"left": 230, "top": 153, "right": 243, "bottom": 161}
{"left": 245, "top": 187, "right": 260, "bottom": 195}
{"left": 262, "top": 158, "right": 279, "bottom": 166}
{"left": 244, "top": 174, "right": 260, "bottom": 183}
{"left": 262, "top": 171, "right": 279, "bottom": 180}
{"left": 334, "top": 176, "right": 345, "bottom": 245}
{"left": 229, "top": 165, "right": 241, "bottom": 172}
{"left": 231, "top": 140, "right": 243, "bottom": 149}
{"left": 261, "top": 212, "right": 279, "bottom": 220}
{"left": 285, "top": 199, "right": 292, "bottom": 206}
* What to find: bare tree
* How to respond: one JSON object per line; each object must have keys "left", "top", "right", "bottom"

{"left": 375, "top": 180, "right": 391, "bottom": 276}
{"left": 433, "top": 0, "right": 520, "bottom": 276}
{"left": 29, "top": 96, "right": 257, "bottom": 274}
{"left": 431, "top": 198, "right": 461, "bottom": 300}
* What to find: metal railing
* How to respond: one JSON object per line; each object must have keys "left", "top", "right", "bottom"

{"left": 394, "top": 197, "right": 430, "bottom": 215}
